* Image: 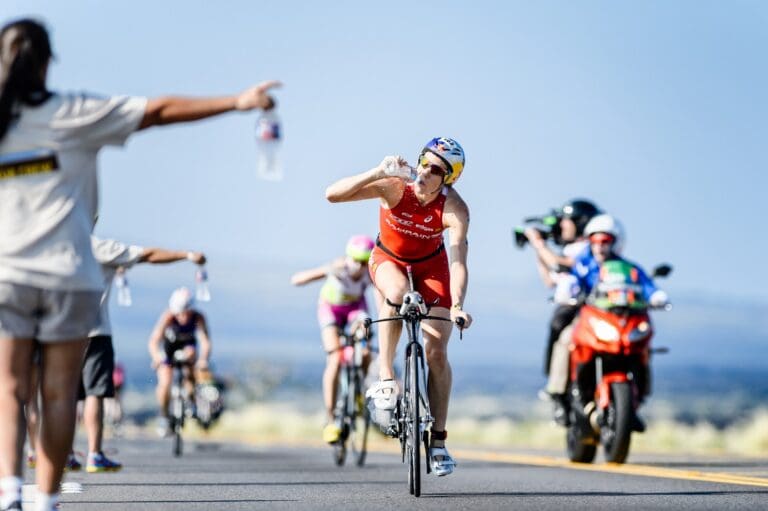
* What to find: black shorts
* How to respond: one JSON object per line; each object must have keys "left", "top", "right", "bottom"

{"left": 78, "top": 335, "right": 115, "bottom": 399}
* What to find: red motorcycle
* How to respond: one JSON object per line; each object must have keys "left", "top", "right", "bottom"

{"left": 565, "top": 263, "right": 671, "bottom": 464}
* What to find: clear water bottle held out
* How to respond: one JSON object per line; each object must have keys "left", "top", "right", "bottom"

{"left": 255, "top": 109, "right": 283, "bottom": 182}
{"left": 114, "top": 270, "right": 132, "bottom": 307}
{"left": 195, "top": 266, "right": 211, "bottom": 302}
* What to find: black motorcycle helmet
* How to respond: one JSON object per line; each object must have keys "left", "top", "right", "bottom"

{"left": 559, "top": 199, "right": 601, "bottom": 236}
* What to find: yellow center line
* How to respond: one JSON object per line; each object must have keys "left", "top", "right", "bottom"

{"left": 356, "top": 441, "right": 768, "bottom": 488}
{"left": 449, "top": 449, "right": 768, "bottom": 488}
{"left": 238, "top": 437, "right": 768, "bottom": 488}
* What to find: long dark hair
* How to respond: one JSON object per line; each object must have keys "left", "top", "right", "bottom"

{"left": 0, "top": 18, "right": 53, "bottom": 141}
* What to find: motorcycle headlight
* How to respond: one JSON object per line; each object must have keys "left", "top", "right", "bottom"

{"left": 588, "top": 317, "right": 620, "bottom": 342}
{"left": 628, "top": 321, "right": 652, "bottom": 342}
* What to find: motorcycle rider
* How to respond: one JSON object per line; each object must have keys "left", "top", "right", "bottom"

{"left": 547, "top": 213, "right": 669, "bottom": 427}
{"left": 523, "top": 199, "right": 601, "bottom": 422}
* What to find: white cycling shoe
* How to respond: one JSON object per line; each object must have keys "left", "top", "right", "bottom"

{"left": 429, "top": 446, "right": 457, "bottom": 477}
{"left": 365, "top": 380, "right": 398, "bottom": 435}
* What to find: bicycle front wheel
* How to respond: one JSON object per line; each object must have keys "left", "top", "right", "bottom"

{"left": 170, "top": 387, "right": 184, "bottom": 457}
{"left": 332, "top": 367, "right": 351, "bottom": 466}
{"left": 407, "top": 346, "right": 421, "bottom": 497}
{"left": 349, "top": 368, "right": 370, "bottom": 467}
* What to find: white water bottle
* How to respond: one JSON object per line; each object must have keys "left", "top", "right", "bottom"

{"left": 255, "top": 109, "right": 283, "bottom": 181}
{"left": 114, "top": 270, "right": 132, "bottom": 307}
{"left": 195, "top": 266, "right": 211, "bottom": 302}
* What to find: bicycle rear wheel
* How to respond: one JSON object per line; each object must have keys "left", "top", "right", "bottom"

{"left": 407, "top": 346, "right": 421, "bottom": 497}
{"left": 349, "top": 368, "right": 370, "bottom": 467}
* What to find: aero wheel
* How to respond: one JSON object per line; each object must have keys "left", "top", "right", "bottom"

{"left": 350, "top": 370, "right": 370, "bottom": 467}
{"left": 173, "top": 422, "right": 183, "bottom": 457}
{"left": 602, "top": 382, "right": 632, "bottom": 463}
{"left": 332, "top": 369, "right": 350, "bottom": 466}
{"left": 408, "top": 347, "right": 421, "bottom": 497}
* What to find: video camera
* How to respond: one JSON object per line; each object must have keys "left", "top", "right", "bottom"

{"left": 512, "top": 211, "right": 564, "bottom": 248}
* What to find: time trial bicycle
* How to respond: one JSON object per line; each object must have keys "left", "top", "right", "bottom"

{"left": 365, "top": 265, "right": 464, "bottom": 497}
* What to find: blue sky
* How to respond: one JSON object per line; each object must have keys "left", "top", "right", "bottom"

{"left": 4, "top": 2, "right": 766, "bottom": 367}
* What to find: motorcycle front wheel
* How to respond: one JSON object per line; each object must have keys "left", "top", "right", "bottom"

{"left": 601, "top": 382, "right": 632, "bottom": 463}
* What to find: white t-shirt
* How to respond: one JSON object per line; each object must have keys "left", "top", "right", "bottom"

{"left": 0, "top": 92, "right": 147, "bottom": 291}
{"left": 552, "top": 239, "right": 589, "bottom": 305}
{"left": 89, "top": 236, "right": 144, "bottom": 337}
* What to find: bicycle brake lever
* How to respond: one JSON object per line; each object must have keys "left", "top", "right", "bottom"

{"left": 455, "top": 317, "right": 465, "bottom": 340}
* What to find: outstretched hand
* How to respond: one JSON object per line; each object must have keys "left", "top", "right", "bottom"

{"left": 188, "top": 252, "right": 206, "bottom": 265}
{"left": 235, "top": 80, "right": 283, "bottom": 111}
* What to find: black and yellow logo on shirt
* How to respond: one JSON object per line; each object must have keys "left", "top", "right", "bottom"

{"left": 0, "top": 150, "right": 59, "bottom": 179}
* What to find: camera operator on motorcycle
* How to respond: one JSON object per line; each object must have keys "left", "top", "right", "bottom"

{"left": 547, "top": 213, "right": 669, "bottom": 427}
{"left": 522, "top": 199, "right": 601, "bottom": 421}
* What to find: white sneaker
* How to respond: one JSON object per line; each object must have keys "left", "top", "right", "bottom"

{"left": 365, "top": 380, "right": 398, "bottom": 435}
{"left": 156, "top": 416, "right": 171, "bottom": 438}
{"left": 365, "top": 379, "right": 398, "bottom": 410}
{"left": 429, "top": 446, "right": 457, "bottom": 477}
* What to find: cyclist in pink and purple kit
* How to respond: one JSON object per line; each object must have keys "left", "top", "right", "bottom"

{"left": 291, "top": 235, "right": 375, "bottom": 443}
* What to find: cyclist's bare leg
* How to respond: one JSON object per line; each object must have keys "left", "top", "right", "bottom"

{"left": 423, "top": 310, "right": 453, "bottom": 447}
{"left": 0, "top": 337, "right": 34, "bottom": 478}
{"left": 37, "top": 339, "right": 88, "bottom": 493}
{"left": 371, "top": 261, "right": 408, "bottom": 380}
{"left": 320, "top": 326, "right": 342, "bottom": 421}
{"left": 155, "top": 365, "right": 172, "bottom": 416}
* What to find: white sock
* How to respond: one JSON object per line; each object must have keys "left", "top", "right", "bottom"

{"left": 0, "top": 476, "right": 22, "bottom": 508}
{"left": 34, "top": 490, "right": 58, "bottom": 511}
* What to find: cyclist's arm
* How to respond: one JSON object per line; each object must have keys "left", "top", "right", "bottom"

{"left": 290, "top": 264, "right": 332, "bottom": 286}
{"left": 148, "top": 313, "right": 170, "bottom": 366}
{"left": 138, "top": 80, "right": 281, "bottom": 130}
{"left": 139, "top": 248, "right": 206, "bottom": 265}
{"left": 444, "top": 190, "right": 472, "bottom": 327}
{"left": 325, "top": 160, "right": 403, "bottom": 206}
{"left": 196, "top": 314, "right": 212, "bottom": 368}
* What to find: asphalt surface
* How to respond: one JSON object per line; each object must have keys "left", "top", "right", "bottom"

{"left": 34, "top": 437, "right": 768, "bottom": 510}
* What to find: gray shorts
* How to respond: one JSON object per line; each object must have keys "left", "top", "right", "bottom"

{"left": 0, "top": 282, "right": 101, "bottom": 342}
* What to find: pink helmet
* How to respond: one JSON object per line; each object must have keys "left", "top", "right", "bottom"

{"left": 345, "top": 235, "right": 375, "bottom": 263}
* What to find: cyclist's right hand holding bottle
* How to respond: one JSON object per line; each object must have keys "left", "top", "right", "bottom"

{"left": 379, "top": 155, "right": 415, "bottom": 181}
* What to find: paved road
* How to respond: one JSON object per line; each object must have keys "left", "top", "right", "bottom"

{"left": 39, "top": 437, "right": 768, "bottom": 510}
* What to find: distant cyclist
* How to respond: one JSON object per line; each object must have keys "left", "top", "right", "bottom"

{"left": 291, "top": 235, "right": 375, "bottom": 443}
{"left": 326, "top": 137, "right": 473, "bottom": 477}
{"left": 82, "top": 237, "right": 206, "bottom": 471}
{"left": 148, "top": 288, "right": 212, "bottom": 436}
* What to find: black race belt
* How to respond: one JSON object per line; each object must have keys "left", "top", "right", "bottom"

{"left": 375, "top": 236, "right": 445, "bottom": 264}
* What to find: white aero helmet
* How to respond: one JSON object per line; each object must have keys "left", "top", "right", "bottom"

{"left": 584, "top": 214, "right": 625, "bottom": 255}
{"left": 169, "top": 287, "right": 194, "bottom": 314}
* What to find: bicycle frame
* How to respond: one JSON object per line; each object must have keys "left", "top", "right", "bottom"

{"left": 332, "top": 324, "right": 372, "bottom": 467}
